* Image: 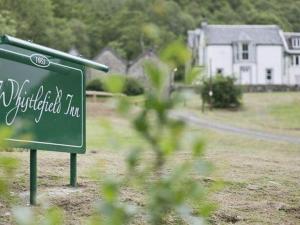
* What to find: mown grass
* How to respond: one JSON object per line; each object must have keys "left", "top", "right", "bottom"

{"left": 270, "top": 100, "right": 300, "bottom": 129}
{"left": 1, "top": 94, "right": 300, "bottom": 225}
{"left": 182, "top": 92, "right": 300, "bottom": 136}
{"left": 87, "top": 118, "right": 148, "bottom": 152}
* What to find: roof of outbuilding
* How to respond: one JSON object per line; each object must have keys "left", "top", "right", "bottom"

{"left": 203, "top": 25, "right": 283, "bottom": 45}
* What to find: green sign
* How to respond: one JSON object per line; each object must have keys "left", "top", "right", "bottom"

{"left": 0, "top": 35, "right": 108, "bottom": 154}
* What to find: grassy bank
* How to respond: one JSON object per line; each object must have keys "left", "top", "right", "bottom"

{"left": 0, "top": 95, "right": 299, "bottom": 225}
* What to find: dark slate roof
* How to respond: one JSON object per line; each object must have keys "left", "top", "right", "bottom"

{"left": 203, "top": 25, "right": 283, "bottom": 45}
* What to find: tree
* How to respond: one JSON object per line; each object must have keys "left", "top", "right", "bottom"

{"left": 0, "top": 11, "right": 16, "bottom": 36}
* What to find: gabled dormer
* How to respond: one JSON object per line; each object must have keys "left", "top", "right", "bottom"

{"left": 291, "top": 36, "right": 300, "bottom": 49}
{"left": 283, "top": 33, "right": 300, "bottom": 50}
{"left": 233, "top": 32, "right": 255, "bottom": 63}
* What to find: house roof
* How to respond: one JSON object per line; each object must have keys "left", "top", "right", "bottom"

{"left": 128, "top": 50, "right": 158, "bottom": 66}
{"left": 203, "top": 25, "right": 283, "bottom": 45}
{"left": 283, "top": 32, "right": 300, "bottom": 50}
{"left": 93, "top": 47, "right": 127, "bottom": 65}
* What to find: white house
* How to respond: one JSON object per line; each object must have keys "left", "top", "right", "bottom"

{"left": 188, "top": 23, "right": 300, "bottom": 85}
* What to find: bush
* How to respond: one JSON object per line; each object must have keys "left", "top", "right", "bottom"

{"left": 201, "top": 75, "right": 242, "bottom": 108}
{"left": 123, "top": 77, "right": 144, "bottom": 96}
{"left": 87, "top": 77, "right": 144, "bottom": 96}
{"left": 86, "top": 79, "right": 105, "bottom": 91}
{"left": 173, "top": 64, "right": 185, "bottom": 82}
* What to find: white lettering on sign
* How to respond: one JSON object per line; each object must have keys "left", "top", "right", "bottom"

{"left": 64, "top": 94, "right": 80, "bottom": 117}
{"left": 30, "top": 54, "right": 50, "bottom": 68}
{"left": 0, "top": 79, "right": 80, "bottom": 126}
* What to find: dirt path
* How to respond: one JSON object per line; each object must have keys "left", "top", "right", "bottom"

{"left": 172, "top": 111, "right": 300, "bottom": 145}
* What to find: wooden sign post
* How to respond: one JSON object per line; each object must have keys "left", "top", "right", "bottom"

{"left": 0, "top": 35, "right": 108, "bottom": 205}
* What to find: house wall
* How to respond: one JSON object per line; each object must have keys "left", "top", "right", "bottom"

{"left": 256, "top": 45, "right": 283, "bottom": 85}
{"left": 288, "top": 63, "right": 300, "bottom": 85}
{"left": 199, "top": 30, "right": 206, "bottom": 66}
{"left": 233, "top": 63, "right": 256, "bottom": 84}
{"left": 283, "top": 55, "right": 290, "bottom": 84}
{"left": 204, "top": 45, "right": 284, "bottom": 85}
{"left": 206, "top": 45, "right": 233, "bottom": 76}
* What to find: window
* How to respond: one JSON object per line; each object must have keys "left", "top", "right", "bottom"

{"left": 240, "top": 66, "right": 250, "bottom": 72}
{"left": 216, "top": 68, "right": 223, "bottom": 75}
{"left": 235, "top": 42, "right": 251, "bottom": 61}
{"left": 292, "top": 55, "right": 300, "bottom": 66}
{"left": 266, "top": 69, "right": 273, "bottom": 84}
{"left": 292, "top": 38, "right": 300, "bottom": 48}
{"left": 242, "top": 43, "right": 249, "bottom": 60}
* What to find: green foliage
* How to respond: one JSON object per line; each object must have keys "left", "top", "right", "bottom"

{"left": 103, "top": 75, "right": 125, "bottom": 94}
{"left": 0, "top": 127, "right": 65, "bottom": 225}
{"left": 123, "top": 77, "right": 144, "bottom": 96}
{"left": 160, "top": 40, "right": 191, "bottom": 69}
{"left": 0, "top": 127, "right": 18, "bottom": 202}
{"left": 0, "top": 0, "right": 299, "bottom": 58}
{"left": 13, "top": 206, "right": 64, "bottom": 225}
{"left": 94, "top": 41, "right": 217, "bottom": 225}
{"left": 86, "top": 77, "right": 144, "bottom": 96}
{"left": 86, "top": 79, "right": 105, "bottom": 92}
{"left": 0, "top": 43, "right": 216, "bottom": 225}
{"left": 201, "top": 75, "right": 242, "bottom": 108}
{"left": 0, "top": 10, "right": 16, "bottom": 36}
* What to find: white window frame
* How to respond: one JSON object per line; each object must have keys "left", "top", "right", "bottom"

{"left": 292, "top": 38, "right": 300, "bottom": 49}
{"left": 292, "top": 55, "right": 300, "bottom": 67}
{"left": 240, "top": 43, "right": 249, "bottom": 61}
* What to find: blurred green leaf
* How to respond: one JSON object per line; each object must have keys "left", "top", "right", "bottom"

{"left": 193, "top": 139, "right": 206, "bottom": 157}
{"left": 160, "top": 40, "right": 191, "bottom": 68}
{"left": 126, "top": 148, "right": 141, "bottom": 171}
{"left": 42, "top": 207, "right": 64, "bottom": 225}
{"left": 142, "top": 23, "right": 160, "bottom": 42}
{"left": 102, "top": 179, "right": 119, "bottom": 203}
{"left": 144, "top": 62, "right": 165, "bottom": 90}
{"left": 13, "top": 207, "right": 34, "bottom": 225}
{"left": 185, "top": 67, "right": 202, "bottom": 85}
{"left": 103, "top": 75, "right": 125, "bottom": 93}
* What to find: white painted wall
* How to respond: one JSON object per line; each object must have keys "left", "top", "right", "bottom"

{"left": 206, "top": 45, "right": 233, "bottom": 76}
{"left": 233, "top": 63, "right": 256, "bottom": 84}
{"left": 288, "top": 66, "right": 300, "bottom": 85}
{"left": 256, "top": 45, "right": 283, "bottom": 84}
{"left": 203, "top": 44, "right": 287, "bottom": 85}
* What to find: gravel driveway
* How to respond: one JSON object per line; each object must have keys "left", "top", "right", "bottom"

{"left": 172, "top": 111, "right": 300, "bottom": 145}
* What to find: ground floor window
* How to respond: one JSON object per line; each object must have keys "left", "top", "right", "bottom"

{"left": 240, "top": 66, "right": 250, "bottom": 72}
{"left": 216, "top": 68, "right": 224, "bottom": 75}
{"left": 266, "top": 68, "right": 273, "bottom": 84}
{"left": 292, "top": 55, "right": 300, "bottom": 66}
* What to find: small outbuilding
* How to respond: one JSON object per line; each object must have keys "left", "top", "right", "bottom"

{"left": 88, "top": 48, "right": 127, "bottom": 80}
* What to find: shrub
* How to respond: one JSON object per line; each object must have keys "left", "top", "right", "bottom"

{"left": 96, "top": 41, "right": 216, "bottom": 225}
{"left": 123, "top": 77, "right": 144, "bottom": 96}
{"left": 173, "top": 65, "right": 185, "bottom": 82}
{"left": 87, "top": 77, "right": 144, "bottom": 96}
{"left": 201, "top": 75, "right": 242, "bottom": 108}
{"left": 86, "top": 79, "right": 105, "bottom": 91}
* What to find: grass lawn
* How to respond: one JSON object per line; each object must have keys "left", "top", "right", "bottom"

{"left": 0, "top": 95, "right": 299, "bottom": 225}
{"left": 182, "top": 92, "right": 300, "bottom": 136}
